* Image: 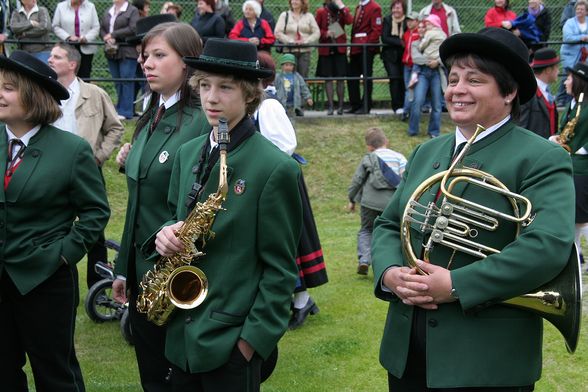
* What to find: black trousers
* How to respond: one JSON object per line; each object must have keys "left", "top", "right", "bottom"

{"left": 0, "top": 265, "right": 85, "bottom": 392}
{"left": 86, "top": 230, "right": 107, "bottom": 288}
{"left": 76, "top": 51, "right": 94, "bottom": 80}
{"left": 171, "top": 346, "right": 262, "bottom": 392}
{"left": 86, "top": 166, "right": 108, "bottom": 289}
{"left": 347, "top": 51, "right": 376, "bottom": 110}
{"left": 129, "top": 293, "right": 173, "bottom": 391}
{"left": 387, "top": 309, "right": 534, "bottom": 392}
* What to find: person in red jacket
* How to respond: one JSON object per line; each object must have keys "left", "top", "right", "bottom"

{"left": 484, "top": 0, "right": 516, "bottom": 28}
{"left": 315, "top": 0, "right": 353, "bottom": 115}
{"left": 229, "top": 0, "right": 275, "bottom": 52}
{"left": 400, "top": 11, "right": 420, "bottom": 120}
{"left": 346, "top": 0, "right": 382, "bottom": 114}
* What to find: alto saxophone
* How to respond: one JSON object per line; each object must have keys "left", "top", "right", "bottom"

{"left": 558, "top": 92, "right": 584, "bottom": 153}
{"left": 137, "top": 118, "right": 230, "bottom": 326}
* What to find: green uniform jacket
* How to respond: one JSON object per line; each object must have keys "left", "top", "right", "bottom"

{"left": 163, "top": 124, "right": 302, "bottom": 372}
{"left": 372, "top": 122, "right": 574, "bottom": 388}
{"left": 115, "top": 103, "right": 209, "bottom": 285}
{"left": 0, "top": 125, "right": 110, "bottom": 295}
{"left": 558, "top": 102, "right": 588, "bottom": 175}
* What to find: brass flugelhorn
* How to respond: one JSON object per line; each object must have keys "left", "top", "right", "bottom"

{"left": 137, "top": 118, "right": 230, "bottom": 326}
{"left": 557, "top": 92, "right": 584, "bottom": 153}
{"left": 401, "top": 125, "right": 582, "bottom": 353}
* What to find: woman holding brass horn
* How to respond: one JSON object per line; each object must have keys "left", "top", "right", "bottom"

{"left": 112, "top": 21, "right": 209, "bottom": 391}
{"left": 153, "top": 39, "right": 302, "bottom": 390}
{"left": 372, "top": 27, "right": 576, "bottom": 390}
{"left": 550, "top": 62, "right": 588, "bottom": 265}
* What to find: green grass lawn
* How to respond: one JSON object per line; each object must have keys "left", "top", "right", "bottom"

{"left": 26, "top": 115, "right": 588, "bottom": 391}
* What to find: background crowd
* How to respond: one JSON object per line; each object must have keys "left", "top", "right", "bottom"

{"left": 0, "top": 0, "right": 583, "bottom": 122}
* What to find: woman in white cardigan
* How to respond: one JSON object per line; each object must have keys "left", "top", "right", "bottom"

{"left": 52, "top": 0, "right": 100, "bottom": 79}
{"left": 274, "top": 0, "right": 319, "bottom": 78}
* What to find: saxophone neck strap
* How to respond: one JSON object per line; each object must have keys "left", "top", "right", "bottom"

{"left": 186, "top": 116, "right": 255, "bottom": 211}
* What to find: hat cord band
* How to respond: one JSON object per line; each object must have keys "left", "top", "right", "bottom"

{"left": 199, "top": 55, "right": 259, "bottom": 69}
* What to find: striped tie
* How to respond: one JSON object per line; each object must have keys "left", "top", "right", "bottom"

{"left": 150, "top": 104, "right": 166, "bottom": 134}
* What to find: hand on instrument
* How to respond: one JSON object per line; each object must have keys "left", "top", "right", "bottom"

{"left": 155, "top": 221, "right": 185, "bottom": 256}
{"left": 112, "top": 278, "right": 127, "bottom": 304}
{"left": 116, "top": 143, "right": 132, "bottom": 168}
{"left": 404, "top": 261, "right": 455, "bottom": 305}
{"left": 383, "top": 266, "right": 437, "bottom": 309}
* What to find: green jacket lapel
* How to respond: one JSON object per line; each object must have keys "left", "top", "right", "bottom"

{"left": 0, "top": 128, "right": 6, "bottom": 203}
{"left": 139, "top": 106, "right": 178, "bottom": 179}
{"left": 125, "top": 127, "right": 147, "bottom": 182}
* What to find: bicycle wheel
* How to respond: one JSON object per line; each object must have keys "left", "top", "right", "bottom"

{"left": 84, "top": 279, "right": 121, "bottom": 322}
{"left": 120, "top": 307, "right": 134, "bottom": 345}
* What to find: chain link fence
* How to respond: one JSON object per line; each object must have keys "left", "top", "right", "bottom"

{"left": 11, "top": 0, "right": 571, "bottom": 106}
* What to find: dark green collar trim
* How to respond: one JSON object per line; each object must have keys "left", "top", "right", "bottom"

{"left": 198, "top": 55, "right": 259, "bottom": 69}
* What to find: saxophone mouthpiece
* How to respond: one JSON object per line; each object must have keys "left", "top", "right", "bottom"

{"left": 218, "top": 117, "right": 230, "bottom": 151}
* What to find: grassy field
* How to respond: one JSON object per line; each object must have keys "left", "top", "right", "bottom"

{"left": 26, "top": 115, "right": 588, "bottom": 391}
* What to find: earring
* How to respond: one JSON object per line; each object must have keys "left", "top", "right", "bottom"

{"left": 505, "top": 99, "right": 511, "bottom": 105}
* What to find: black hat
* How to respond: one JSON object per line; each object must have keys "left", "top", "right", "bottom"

{"left": 570, "top": 62, "right": 588, "bottom": 81}
{"left": 182, "top": 38, "right": 273, "bottom": 80}
{"left": 439, "top": 27, "right": 536, "bottom": 104}
{"left": 126, "top": 14, "right": 178, "bottom": 45}
{"left": 530, "top": 48, "right": 560, "bottom": 69}
{"left": 0, "top": 50, "right": 69, "bottom": 102}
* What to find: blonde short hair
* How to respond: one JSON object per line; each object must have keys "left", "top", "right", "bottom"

{"left": 189, "top": 70, "right": 263, "bottom": 115}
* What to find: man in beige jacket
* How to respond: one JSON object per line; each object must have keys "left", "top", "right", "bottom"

{"left": 49, "top": 42, "right": 124, "bottom": 289}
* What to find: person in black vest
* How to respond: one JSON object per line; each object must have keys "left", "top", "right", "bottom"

{"left": 517, "top": 47, "right": 560, "bottom": 138}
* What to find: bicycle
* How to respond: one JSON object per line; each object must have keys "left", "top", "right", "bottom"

{"left": 84, "top": 239, "right": 133, "bottom": 345}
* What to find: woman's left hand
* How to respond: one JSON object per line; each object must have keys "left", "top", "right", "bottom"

{"left": 398, "top": 261, "right": 455, "bottom": 307}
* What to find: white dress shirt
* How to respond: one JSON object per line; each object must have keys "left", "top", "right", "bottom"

{"left": 53, "top": 77, "right": 80, "bottom": 135}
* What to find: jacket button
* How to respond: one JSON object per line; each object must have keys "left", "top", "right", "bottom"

{"left": 433, "top": 162, "right": 440, "bottom": 169}
{"left": 164, "top": 127, "right": 172, "bottom": 134}
{"left": 31, "top": 150, "right": 40, "bottom": 158}
{"left": 185, "top": 316, "right": 192, "bottom": 324}
{"left": 428, "top": 319, "right": 438, "bottom": 327}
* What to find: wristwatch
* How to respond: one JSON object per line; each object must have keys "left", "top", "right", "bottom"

{"left": 450, "top": 287, "right": 459, "bottom": 300}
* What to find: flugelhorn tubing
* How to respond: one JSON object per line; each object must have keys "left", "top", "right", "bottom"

{"left": 400, "top": 124, "right": 582, "bottom": 353}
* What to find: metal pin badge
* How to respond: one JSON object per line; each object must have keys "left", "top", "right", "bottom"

{"left": 159, "top": 151, "right": 169, "bottom": 164}
{"left": 234, "top": 179, "right": 246, "bottom": 195}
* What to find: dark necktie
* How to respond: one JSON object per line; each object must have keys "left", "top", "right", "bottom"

{"left": 452, "top": 142, "right": 466, "bottom": 163}
{"left": 150, "top": 104, "right": 166, "bottom": 134}
{"left": 5, "top": 139, "right": 25, "bottom": 189}
{"left": 74, "top": 8, "right": 80, "bottom": 37}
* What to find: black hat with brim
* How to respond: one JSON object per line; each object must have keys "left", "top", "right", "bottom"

{"left": 126, "top": 14, "right": 178, "bottom": 45}
{"left": 530, "top": 47, "right": 560, "bottom": 69}
{"left": 183, "top": 38, "right": 273, "bottom": 80}
{"left": 570, "top": 62, "right": 588, "bottom": 82}
{"left": 439, "top": 27, "right": 536, "bottom": 105}
{"left": 0, "top": 50, "right": 69, "bottom": 102}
